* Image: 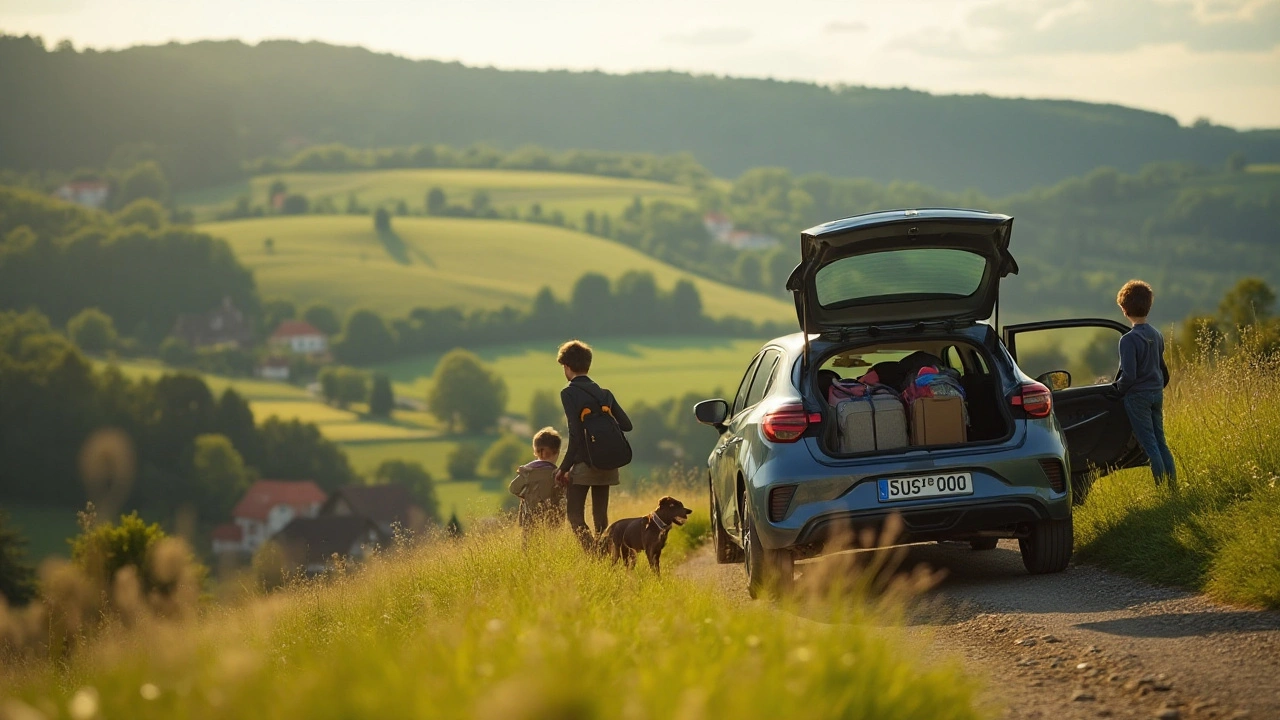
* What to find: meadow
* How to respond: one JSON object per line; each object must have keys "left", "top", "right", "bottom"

{"left": 198, "top": 215, "right": 792, "bottom": 322}
{"left": 178, "top": 168, "right": 698, "bottom": 224}
{"left": 0, "top": 506, "right": 981, "bottom": 720}
{"left": 1074, "top": 341, "right": 1280, "bottom": 609}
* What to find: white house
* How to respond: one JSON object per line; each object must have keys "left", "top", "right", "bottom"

{"left": 211, "top": 479, "right": 327, "bottom": 555}
{"left": 53, "top": 180, "right": 110, "bottom": 209}
{"left": 269, "top": 320, "right": 328, "bottom": 355}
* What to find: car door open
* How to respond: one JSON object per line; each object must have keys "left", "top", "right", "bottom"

{"left": 1003, "top": 318, "right": 1148, "bottom": 498}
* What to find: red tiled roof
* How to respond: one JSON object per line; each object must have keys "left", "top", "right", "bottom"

{"left": 232, "top": 480, "right": 327, "bottom": 521}
{"left": 271, "top": 320, "right": 324, "bottom": 339}
{"left": 212, "top": 524, "right": 243, "bottom": 542}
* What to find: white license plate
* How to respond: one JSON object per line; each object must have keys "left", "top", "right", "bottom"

{"left": 877, "top": 472, "right": 974, "bottom": 502}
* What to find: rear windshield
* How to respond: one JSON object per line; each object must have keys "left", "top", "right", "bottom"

{"left": 814, "top": 248, "right": 988, "bottom": 308}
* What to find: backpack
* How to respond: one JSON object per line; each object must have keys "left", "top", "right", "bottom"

{"left": 573, "top": 385, "right": 632, "bottom": 471}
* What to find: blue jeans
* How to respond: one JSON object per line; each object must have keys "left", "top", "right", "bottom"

{"left": 1123, "top": 389, "right": 1176, "bottom": 486}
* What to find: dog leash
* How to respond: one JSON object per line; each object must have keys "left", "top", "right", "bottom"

{"left": 648, "top": 512, "right": 669, "bottom": 531}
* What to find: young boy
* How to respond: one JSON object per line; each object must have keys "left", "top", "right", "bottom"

{"left": 1112, "top": 280, "right": 1176, "bottom": 487}
{"left": 508, "top": 427, "right": 564, "bottom": 531}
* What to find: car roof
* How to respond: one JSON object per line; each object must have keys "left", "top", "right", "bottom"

{"left": 801, "top": 208, "right": 1012, "bottom": 241}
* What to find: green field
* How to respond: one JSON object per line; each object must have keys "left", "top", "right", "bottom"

{"left": 199, "top": 215, "right": 793, "bottom": 322}
{"left": 179, "top": 168, "right": 696, "bottom": 223}
{"left": 4, "top": 504, "right": 81, "bottom": 561}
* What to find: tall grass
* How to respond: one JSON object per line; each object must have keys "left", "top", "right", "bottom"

{"left": 1075, "top": 340, "right": 1280, "bottom": 608}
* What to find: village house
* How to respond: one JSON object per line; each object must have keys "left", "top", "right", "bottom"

{"left": 269, "top": 319, "right": 328, "bottom": 355}
{"left": 701, "top": 212, "right": 779, "bottom": 251}
{"left": 172, "top": 297, "right": 253, "bottom": 349}
{"left": 211, "top": 479, "right": 327, "bottom": 555}
{"left": 53, "top": 180, "right": 110, "bottom": 209}
{"left": 255, "top": 356, "right": 292, "bottom": 381}
{"left": 273, "top": 516, "right": 386, "bottom": 575}
{"left": 321, "top": 484, "right": 428, "bottom": 537}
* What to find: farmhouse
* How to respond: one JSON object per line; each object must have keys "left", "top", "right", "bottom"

{"left": 211, "top": 479, "right": 327, "bottom": 555}
{"left": 255, "top": 356, "right": 292, "bottom": 381}
{"left": 270, "top": 319, "right": 328, "bottom": 355}
{"left": 53, "top": 180, "right": 110, "bottom": 209}
{"left": 273, "top": 516, "right": 385, "bottom": 575}
{"left": 172, "top": 297, "right": 253, "bottom": 349}
{"left": 321, "top": 484, "right": 428, "bottom": 537}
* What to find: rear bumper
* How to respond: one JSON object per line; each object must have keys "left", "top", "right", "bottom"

{"left": 792, "top": 498, "right": 1052, "bottom": 554}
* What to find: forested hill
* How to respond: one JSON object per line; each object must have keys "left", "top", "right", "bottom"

{"left": 2, "top": 35, "right": 1277, "bottom": 195}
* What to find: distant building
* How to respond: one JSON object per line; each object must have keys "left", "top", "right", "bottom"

{"left": 274, "top": 516, "right": 385, "bottom": 575}
{"left": 269, "top": 320, "right": 328, "bottom": 355}
{"left": 172, "top": 297, "right": 253, "bottom": 349}
{"left": 212, "top": 479, "right": 327, "bottom": 555}
{"left": 321, "top": 484, "right": 428, "bottom": 537}
{"left": 702, "top": 212, "right": 733, "bottom": 241}
{"left": 702, "top": 212, "right": 779, "bottom": 251}
{"left": 256, "top": 356, "right": 292, "bottom": 382}
{"left": 53, "top": 180, "right": 110, "bottom": 209}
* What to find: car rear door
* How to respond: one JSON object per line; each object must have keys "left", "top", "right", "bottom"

{"left": 716, "top": 349, "right": 781, "bottom": 537}
{"left": 1003, "top": 319, "right": 1148, "bottom": 489}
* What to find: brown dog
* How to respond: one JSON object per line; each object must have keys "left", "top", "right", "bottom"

{"left": 601, "top": 496, "right": 692, "bottom": 577}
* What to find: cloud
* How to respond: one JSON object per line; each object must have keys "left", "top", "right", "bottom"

{"left": 824, "top": 20, "right": 868, "bottom": 34}
{"left": 663, "top": 27, "right": 753, "bottom": 46}
{"left": 968, "top": 0, "right": 1280, "bottom": 54}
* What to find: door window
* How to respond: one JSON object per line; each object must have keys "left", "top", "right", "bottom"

{"left": 744, "top": 350, "right": 781, "bottom": 409}
{"left": 1005, "top": 322, "right": 1127, "bottom": 388}
{"left": 732, "top": 355, "right": 763, "bottom": 415}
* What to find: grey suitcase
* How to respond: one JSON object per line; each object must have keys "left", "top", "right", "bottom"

{"left": 836, "top": 394, "right": 909, "bottom": 454}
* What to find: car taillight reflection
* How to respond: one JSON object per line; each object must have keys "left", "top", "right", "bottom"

{"left": 1011, "top": 381, "right": 1053, "bottom": 419}
{"left": 761, "top": 402, "right": 822, "bottom": 443}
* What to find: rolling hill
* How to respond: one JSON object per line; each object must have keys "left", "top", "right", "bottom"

{"left": 3, "top": 35, "right": 1277, "bottom": 194}
{"left": 198, "top": 215, "right": 795, "bottom": 321}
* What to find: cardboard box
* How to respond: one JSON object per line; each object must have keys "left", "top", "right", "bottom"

{"left": 910, "top": 397, "right": 968, "bottom": 446}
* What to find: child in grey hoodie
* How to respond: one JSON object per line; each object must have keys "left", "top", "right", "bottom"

{"left": 508, "top": 427, "right": 564, "bottom": 530}
{"left": 1112, "top": 280, "right": 1175, "bottom": 487}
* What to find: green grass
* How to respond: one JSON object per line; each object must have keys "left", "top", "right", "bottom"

{"left": 1245, "top": 163, "right": 1280, "bottom": 174}
{"left": 378, "top": 336, "right": 764, "bottom": 422}
{"left": 179, "top": 168, "right": 696, "bottom": 224}
{"left": 4, "top": 504, "right": 81, "bottom": 562}
{"left": 105, "top": 359, "right": 313, "bottom": 401}
{"left": 0, "top": 526, "right": 980, "bottom": 719}
{"left": 197, "top": 215, "right": 793, "bottom": 321}
{"left": 1075, "top": 344, "right": 1280, "bottom": 608}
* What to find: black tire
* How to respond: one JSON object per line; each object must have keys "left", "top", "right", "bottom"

{"left": 743, "top": 509, "right": 794, "bottom": 599}
{"left": 969, "top": 537, "right": 999, "bottom": 551}
{"left": 1019, "top": 516, "right": 1074, "bottom": 574}
{"left": 710, "top": 478, "right": 744, "bottom": 564}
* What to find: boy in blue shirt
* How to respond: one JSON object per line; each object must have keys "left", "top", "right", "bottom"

{"left": 1112, "top": 280, "right": 1176, "bottom": 487}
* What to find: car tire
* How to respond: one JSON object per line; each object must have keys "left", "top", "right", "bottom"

{"left": 710, "top": 479, "right": 744, "bottom": 564}
{"left": 1019, "top": 516, "right": 1073, "bottom": 574}
{"left": 969, "top": 537, "right": 999, "bottom": 551}
{"left": 743, "top": 509, "right": 793, "bottom": 599}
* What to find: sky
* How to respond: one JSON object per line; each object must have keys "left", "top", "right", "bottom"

{"left": 2, "top": 0, "right": 1278, "bottom": 129}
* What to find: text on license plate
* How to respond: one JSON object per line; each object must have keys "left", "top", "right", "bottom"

{"left": 877, "top": 472, "right": 974, "bottom": 502}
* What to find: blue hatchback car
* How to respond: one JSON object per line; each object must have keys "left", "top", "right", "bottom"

{"left": 694, "top": 209, "right": 1146, "bottom": 597}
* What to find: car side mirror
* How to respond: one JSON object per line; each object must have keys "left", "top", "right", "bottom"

{"left": 1036, "top": 370, "right": 1071, "bottom": 391}
{"left": 694, "top": 399, "right": 729, "bottom": 431}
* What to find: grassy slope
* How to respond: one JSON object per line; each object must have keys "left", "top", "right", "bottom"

{"left": 199, "top": 215, "right": 792, "bottom": 321}
{"left": 179, "top": 168, "right": 696, "bottom": 223}
{"left": 1074, "top": 346, "right": 1280, "bottom": 609}
{"left": 1, "top": 525, "right": 979, "bottom": 720}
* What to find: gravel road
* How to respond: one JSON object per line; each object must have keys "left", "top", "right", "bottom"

{"left": 680, "top": 540, "right": 1280, "bottom": 719}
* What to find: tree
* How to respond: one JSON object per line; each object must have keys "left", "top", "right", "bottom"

{"left": 334, "top": 309, "right": 397, "bottom": 364}
{"left": 0, "top": 511, "right": 36, "bottom": 605}
{"left": 583, "top": 210, "right": 597, "bottom": 235}
{"left": 471, "top": 190, "right": 492, "bottom": 216}
{"left": 159, "top": 336, "right": 195, "bottom": 367}
{"left": 426, "top": 187, "right": 447, "bottom": 215}
{"left": 446, "top": 444, "right": 481, "bottom": 480}
{"left": 67, "top": 308, "right": 118, "bottom": 354}
{"left": 570, "top": 273, "right": 612, "bottom": 333}
{"left": 1219, "top": 277, "right": 1276, "bottom": 330}
{"left": 263, "top": 237, "right": 275, "bottom": 254}
{"left": 255, "top": 417, "right": 358, "bottom": 491}
{"left": 668, "top": 280, "right": 704, "bottom": 331}
{"left": 71, "top": 511, "right": 165, "bottom": 591}
{"left": 427, "top": 349, "right": 508, "bottom": 434}
{"left": 115, "top": 198, "right": 167, "bottom": 229}
{"left": 214, "top": 388, "right": 260, "bottom": 462}
{"left": 302, "top": 304, "right": 341, "bottom": 336}
{"left": 374, "top": 207, "right": 392, "bottom": 233}
{"left": 117, "top": 161, "right": 169, "bottom": 206}
{"left": 734, "top": 252, "right": 764, "bottom": 290}
{"left": 262, "top": 298, "right": 297, "bottom": 333}
{"left": 267, "top": 179, "right": 288, "bottom": 206}
{"left": 446, "top": 511, "right": 463, "bottom": 538}
{"left": 528, "top": 389, "right": 563, "bottom": 432}
{"left": 281, "top": 194, "right": 310, "bottom": 215}
{"left": 481, "top": 434, "right": 526, "bottom": 478}
{"left": 318, "top": 366, "right": 369, "bottom": 408}
{"left": 372, "top": 460, "right": 439, "bottom": 523}
{"left": 191, "top": 434, "right": 251, "bottom": 520}
{"left": 369, "top": 372, "right": 394, "bottom": 418}
{"left": 1226, "top": 152, "right": 1248, "bottom": 173}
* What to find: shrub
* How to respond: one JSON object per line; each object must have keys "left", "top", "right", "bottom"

{"left": 66, "top": 307, "right": 118, "bottom": 354}
{"left": 446, "top": 444, "right": 481, "bottom": 480}
{"left": 481, "top": 434, "right": 526, "bottom": 479}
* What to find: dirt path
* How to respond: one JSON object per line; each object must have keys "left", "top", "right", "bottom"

{"left": 679, "top": 541, "right": 1280, "bottom": 719}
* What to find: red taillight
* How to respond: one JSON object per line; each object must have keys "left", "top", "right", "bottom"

{"left": 761, "top": 402, "right": 822, "bottom": 443}
{"left": 1012, "top": 381, "right": 1053, "bottom": 419}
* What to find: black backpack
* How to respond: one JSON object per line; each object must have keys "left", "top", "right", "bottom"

{"left": 573, "top": 385, "right": 632, "bottom": 471}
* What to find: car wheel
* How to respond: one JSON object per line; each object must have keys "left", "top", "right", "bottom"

{"left": 710, "top": 478, "right": 744, "bottom": 564}
{"left": 969, "top": 537, "right": 999, "bottom": 551}
{"left": 1018, "top": 516, "right": 1073, "bottom": 574}
{"left": 743, "top": 509, "right": 794, "bottom": 599}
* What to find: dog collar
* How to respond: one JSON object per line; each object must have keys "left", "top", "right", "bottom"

{"left": 648, "top": 512, "right": 670, "bottom": 531}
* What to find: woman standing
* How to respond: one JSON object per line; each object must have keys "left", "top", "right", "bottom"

{"left": 554, "top": 339, "right": 633, "bottom": 550}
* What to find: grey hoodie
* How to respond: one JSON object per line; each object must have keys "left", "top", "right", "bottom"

{"left": 1113, "top": 323, "right": 1170, "bottom": 395}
